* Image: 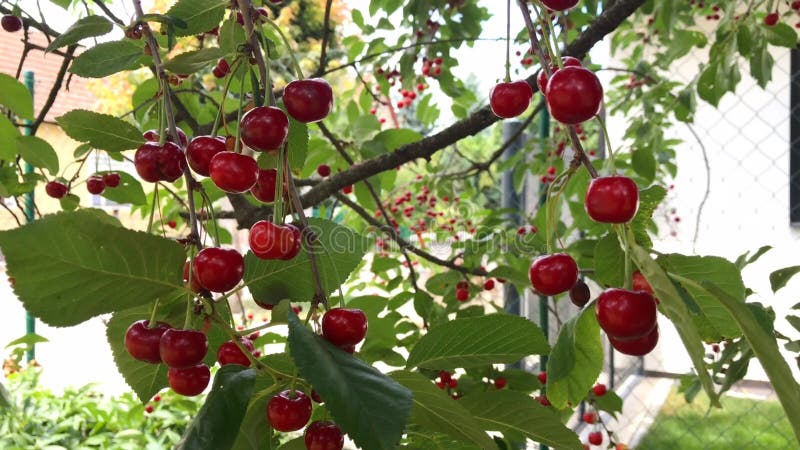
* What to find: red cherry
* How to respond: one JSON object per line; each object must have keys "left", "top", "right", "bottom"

{"left": 536, "top": 56, "right": 582, "bottom": 93}
{"left": 489, "top": 80, "right": 533, "bottom": 118}
{"left": 494, "top": 377, "right": 507, "bottom": 389}
{"left": 596, "top": 288, "right": 657, "bottom": 340}
{"left": 193, "top": 247, "right": 244, "bottom": 292}
{"left": 569, "top": 279, "right": 591, "bottom": 307}
{"left": 609, "top": 326, "right": 659, "bottom": 356}
{"left": 764, "top": 12, "right": 779, "bottom": 26}
{"left": 537, "top": 371, "right": 547, "bottom": 384}
{"left": 456, "top": 280, "right": 469, "bottom": 290}
{"left": 2, "top": 15, "right": 22, "bottom": 32}
{"left": 342, "top": 185, "right": 353, "bottom": 194}
{"left": 583, "top": 411, "right": 597, "bottom": 424}
{"left": 134, "top": 141, "right": 186, "bottom": 183}
{"left": 124, "top": 320, "right": 171, "bottom": 363}
{"left": 529, "top": 253, "right": 579, "bottom": 296}
{"left": 588, "top": 431, "right": 603, "bottom": 446}
{"left": 585, "top": 176, "right": 639, "bottom": 223}
{"left": 212, "top": 65, "right": 227, "bottom": 78}
{"left": 217, "top": 58, "right": 230, "bottom": 74}
{"left": 317, "top": 164, "right": 331, "bottom": 177}
{"left": 632, "top": 270, "right": 653, "bottom": 295}
{"left": 250, "top": 169, "right": 283, "bottom": 203}
{"left": 144, "top": 404, "right": 154, "bottom": 413}
{"left": 168, "top": 220, "right": 177, "bottom": 229}
{"left": 283, "top": 78, "right": 334, "bottom": 123}
{"left": 86, "top": 175, "right": 105, "bottom": 195}
{"left": 143, "top": 128, "right": 188, "bottom": 147}
{"left": 102, "top": 172, "right": 121, "bottom": 188}
{"left": 45, "top": 180, "right": 68, "bottom": 199}
{"left": 217, "top": 338, "right": 255, "bottom": 366}
{"left": 537, "top": 395, "right": 551, "bottom": 406}
{"left": 267, "top": 390, "right": 312, "bottom": 432}
{"left": 455, "top": 288, "right": 469, "bottom": 302}
{"left": 483, "top": 279, "right": 495, "bottom": 290}
{"left": 186, "top": 136, "right": 227, "bottom": 176}
{"left": 182, "top": 260, "right": 202, "bottom": 292}
{"left": 168, "top": 364, "right": 210, "bottom": 396}
{"left": 322, "top": 308, "right": 368, "bottom": 347}
{"left": 249, "top": 221, "right": 302, "bottom": 260}
{"left": 545, "top": 66, "right": 603, "bottom": 124}
{"left": 142, "top": 129, "right": 159, "bottom": 142}
{"left": 540, "top": 0, "right": 579, "bottom": 11}
{"left": 240, "top": 106, "right": 290, "bottom": 151}
{"left": 592, "top": 383, "right": 607, "bottom": 396}
{"left": 311, "top": 389, "right": 323, "bottom": 403}
{"left": 159, "top": 328, "right": 208, "bottom": 368}
{"left": 304, "top": 420, "right": 344, "bottom": 450}
{"left": 209, "top": 152, "right": 259, "bottom": 193}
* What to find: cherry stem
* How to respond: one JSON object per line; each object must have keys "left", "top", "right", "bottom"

{"left": 504, "top": 0, "right": 512, "bottom": 83}
{"left": 264, "top": 19, "right": 305, "bottom": 80}
{"left": 210, "top": 59, "right": 241, "bottom": 138}
{"left": 146, "top": 184, "right": 159, "bottom": 234}
{"left": 234, "top": 74, "right": 247, "bottom": 154}
{"left": 199, "top": 188, "right": 220, "bottom": 246}
{"left": 274, "top": 145, "right": 286, "bottom": 225}
{"left": 236, "top": 0, "right": 269, "bottom": 101}
{"left": 596, "top": 114, "right": 616, "bottom": 173}
{"left": 132, "top": 0, "right": 201, "bottom": 250}
{"left": 206, "top": 306, "right": 281, "bottom": 379}
{"left": 147, "top": 298, "right": 160, "bottom": 328}
{"left": 235, "top": 320, "right": 279, "bottom": 337}
{"left": 532, "top": 1, "right": 561, "bottom": 67}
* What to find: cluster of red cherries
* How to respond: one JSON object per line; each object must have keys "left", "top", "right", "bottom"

{"left": 44, "top": 172, "right": 122, "bottom": 199}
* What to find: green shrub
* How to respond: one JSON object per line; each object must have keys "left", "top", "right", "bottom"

{"left": 0, "top": 369, "right": 202, "bottom": 449}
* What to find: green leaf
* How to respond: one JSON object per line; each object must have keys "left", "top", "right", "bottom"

{"left": 0, "top": 381, "right": 10, "bottom": 410}
{"left": 631, "top": 185, "right": 667, "bottom": 248}
{"left": 660, "top": 254, "right": 744, "bottom": 339}
{"left": 0, "top": 73, "right": 34, "bottom": 120}
{"left": 177, "top": 366, "right": 257, "bottom": 450}
{"left": 164, "top": 48, "right": 226, "bottom": 75}
{"left": 373, "top": 129, "right": 422, "bottom": 152}
{"left": 15, "top": 136, "right": 59, "bottom": 174}
{"left": 770, "top": 265, "right": 800, "bottom": 293}
{"left": 4, "top": 333, "right": 48, "bottom": 348}
{"left": 458, "top": 390, "right": 583, "bottom": 450}
{"left": 630, "top": 245, "right": 720, "bottom": 407}
{"left": 749, "top": 45, "right": 774, "bottom": 89}
{"left": 701, "top": 282, "right": 800, "bottom": 444}
{"left": 0, "top": 210, "right": 185, "bottom": 326}
{"left": 763, "top": 22, "right": 798, "bottom": 48}
{"left": 70, "top": 40, "right": 143, "bottom": 78}
{"left": 57, "top": 110, "right": 143, "bottom": 152}
{"left": 277, "top": 438, "right": 304, "bottom": 450}
{"left": 546, "top": 306, "right": 603, "bottom": 409}
{"left": 407, "top": 314, "right": 550, "bottom": 370}
{"left": 0, "top": 115, "right": 20, "bottom": 160}
{"left": 166, "top": 0, "right": 228, "bottom": 37}
{"left": 46, "top": 16, "right": 113, "bottom": 51}
{"left": 632, "top": 146, "right": 656, "bottom": 183}
{"left": 391, "top": 371, "right": 496, "bottom": 449}
{"left": 231, "top": 374, "right": 280, "bottom": 450}
{"left": 287, "top": 117, "right": 308, "bottom": 169}
{"left": 593, "top": 233, "right": 625, "bottom": 288}
{"left": 244, "top": 218, "right": 368, "bottom": 306}
{"left": 593, "top": 390, "right": 623, "bottom": 418}
{"left": 287, "top": 311, "right": 412, "bottom": 450}
{"left": 95, "top": 170, "right": 146, "bottom": 205}
{"left": 218, "top": 18, "right": 245, "bottom": 55}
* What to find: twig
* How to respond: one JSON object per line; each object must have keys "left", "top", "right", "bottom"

{"left": 236, "top": 0, "right": 268, "bottom": 102}
{"left": 318, "top": 0, "right": 334, "bottom": 73}
{"left": 0, "top": 201, "right": 22, "bottom": 226}
{"left": 92, "top": 0, "right": 125, "bottom": 26}
{"left": 685, "top": 123, "right": 710, "bottom": 252}
{"left": 30, "top": 45, "right": 77, "bottom": 134}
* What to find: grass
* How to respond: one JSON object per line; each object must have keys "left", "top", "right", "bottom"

{"left": 636, "top": 387, "right": 798, "bottom": 450}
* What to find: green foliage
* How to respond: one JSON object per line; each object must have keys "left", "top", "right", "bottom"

{"left": 0, "top": 73, "right": 34, "bottom": 120}
{"left": 56, "top": 110, "right": 144, "bottom": 152}
{"left": 546, "top": 306, "right": 603, "bottom": 409}
{"left": 15, "top": 136, "right": 59, "bottom": 175}
{"left": 70, "top": 40, "right": 144, "bottom": 78}
{"left": 164, "top": 48, "right": 227, "bottom": 74}
{"left": 46, "top": 15, "right": 113, "bottom": 52}
{"left": 166, "top": 0, "right": 229, "bottom": 37}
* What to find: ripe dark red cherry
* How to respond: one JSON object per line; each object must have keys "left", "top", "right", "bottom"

{"left": 240, "top": 106, "right": 290, "bottom": 151}
{"left": 317, "top": 164, "right": 331, "bottom": 177}
{"left": 609, "top": 326, "right": 659, "bottom": 356}
{"left": 537, "top": 56, "right": 582, "bottom": 93}
{"left": 585, "top": 176, "right": 639, "bottom": 223}
{"left": 764, "top": 12, "right": 779, "bottom": 26}
{"left": 540, "top": 0, "right": 579, "bottom": 11}
{"left": 283, "top": 78, "right": 334, "bottom": 123}
{"left": 545, "top": 66, "right": 603, "bottom": 124}
{"left": 569, "top": 279, "right": 591, "bottom": 307}
{"left": 159, "top": 328, "right": 208, "bottom": 368}
{"left": 596, "top": 288, "right": 658, "bottom": 340}
{"left": 305, "top": 420, "right": 344, "bottom": 450}
{"left": 250, "top": 168, "right": 284, "bottom": 203}
{"left": 249, "top": 221, "right": 302, "bottom": 260}
{"left": 86, "top": 175, "right": 106, "bottom": 195}
{"left": 193, "top": 247, "right": 244, "bottom": 293}
{"left": 168, "top": 363, "right": 210, "bottom": 396}
{"left": 494, "top": 377, "right": 507, "bottom": 389}
{"left": 217, "top": 338, "right": 255, "bottom": 367}
{"left": 632, "top": 270, "right": 653, "bottom": 295}
{"left": 124, "top": 320, "right": 171, "bottom": 363}
{"left": 529, "top": 253, "right": 579, "bottom": 296}
{"left": 267, "top": 390, "right": 312, "bottom": 432}
{"left": 45, "top": 180, "right": 68, "bottom": 199}
{"left": 583, "top": 411, "right": 597, "bottom": 424}
{"left": 186, "top": 135, "right": 227, "bottom": 176}
{"left": 537, "top": 371, "right": 547, "bottom": 384}
{"left": 208, "top": 152, "right": 259, "bottom": 193}
{"left": 134, "top": 141, "right": 186, "bottom": 183}
{"left": 489, "top": 80, "right": 533, "bottom": 119}
{"left": 592, "top": 383, "right": 607, "bottom": 397}
{"left": 1, "top": 15, "right": 22, "bottom": 32}
{"left": 182, "top": 260, "right": 202, "bottom": 292}
{"left": 588, "top": 431, "right": 603, "bottom": 446}
{"left": 455, "top": 288, "right": 469, "bottom": 302}
{"left": 322, "top": 308, "right": 368, "bottom": 347}
{"left": 102, "top": 172, "right": 121, "bottom": 188}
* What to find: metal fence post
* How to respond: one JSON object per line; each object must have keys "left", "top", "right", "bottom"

{"left": 502, "top": 120, "right": 526, "bottom": 318}
{"left": 23, "top": 70, "right": 36, "bottom": 362}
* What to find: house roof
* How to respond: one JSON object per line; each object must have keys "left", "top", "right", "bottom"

{"left": 0, "top": 30, "right": 96, "bottom": 122}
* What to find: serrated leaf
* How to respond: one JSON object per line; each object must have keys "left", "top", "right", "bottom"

{"left": 57, "top": 110, "right": 143, "bottom": 152}
{"left": 231, "top": 373, "right": 279, "bottom": 450}
{"left": 546, "top": 306, "right": 603, "bottom": 409}
{"left": 458, "top": 390, "right": 583, "bottom": 450}
{"left": 164, "top": 48, "right": 226, "bottom": 75}
{"left": 407, "top": 314, "right": 550, "bottom": 370}
{"left": 763, "top": 22, "right": 798, "bottom": 48}
{"left": 15, "top": 136, "right": 59, "bottom": 174}
{"left": 70, "top": 40, "right": 143, "bottom": 77}
{"left": 46, "top": 16, "right": 113, "bottom": 52}
{"left": 177, "top": 366, "right": 257, "bottom": 450}
{"left": 631, "top": 185, "right": 667, "bottom": 248}
{"left": 0, "top": 210, "right": 185, "bottom": 326}
{"left": 593, "top": 233, "right": 625, "bottom": 287}
{"left": 94, "top": 170, "right": 146, "bottom": 205}
{"left": 632, "top": 146, "right": 656, "bottom": 183}
{"left": 287, "top": 117, "right": 308, "bottom": 169}
{"left": 0, "top": 115, "right": 20, "bottom": 160}
{"left": 4, "top": 333, "right": 48, "bottom": 348}
{"left": 219, "top": 18, "right": 245, "bottom": 55}
{"left": 770, "top": 265, "right": 800, "bottom": 293}
{"left": 244, "top": 218, "right": 368, "bottom": 306}
{"left": 391, "top": 370, "right": 496, "bottom": 449}
{"left": 166, "top": 0, "right": 227, "bottom": 37}
{"left": 287, "top": 311, "right": 412, "bottom": 450}
{"left": 0, "top": 73, "right": 34, "bottom": 120}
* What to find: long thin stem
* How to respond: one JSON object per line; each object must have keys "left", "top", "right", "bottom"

{"left": 236, "top": 0, "right": 269, "bottom": 100}
{"left": 504, "top": 0, "right": 512, "bottom": 82}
